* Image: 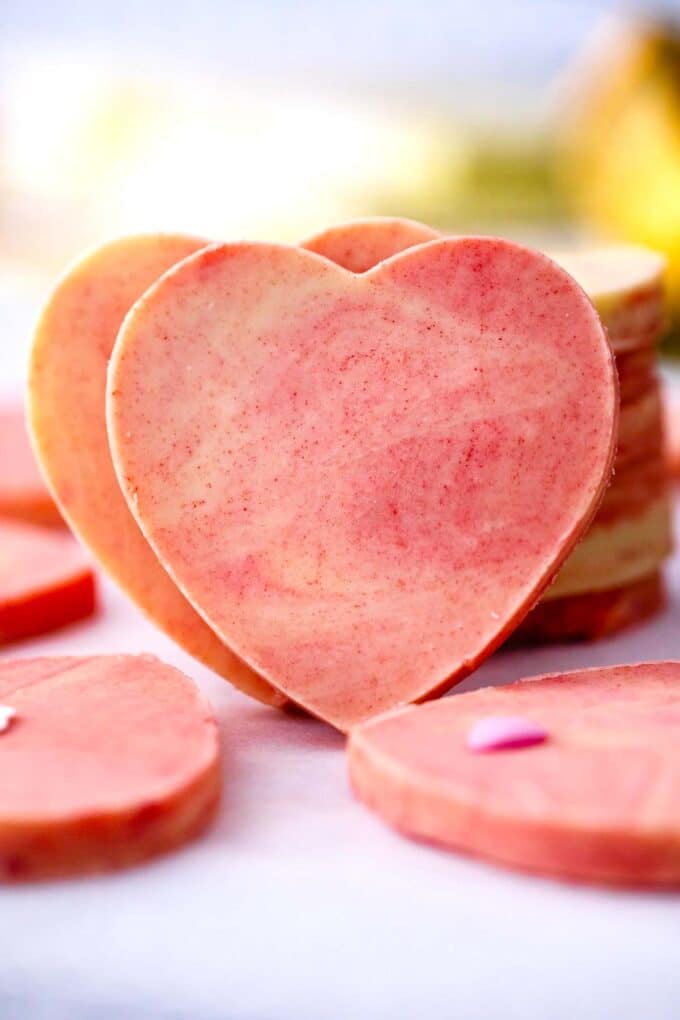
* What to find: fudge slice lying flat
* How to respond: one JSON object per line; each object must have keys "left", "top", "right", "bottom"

{"left": 0, "top": 520, "right": 95, "bottom": 643}
{"left": 0, "top": 403, "right": 62, "bottom": 527}
{"left": 348, "top": 662, "right": 680, "bottom": 887}
{"left": 0, "top": 654, "right": 220, "bottom": 880}
{"left": 28, "top": 234, "right": 284, "bottom": 708}
{"left": 108, "top": 238, "right": 617, "bottom": 730}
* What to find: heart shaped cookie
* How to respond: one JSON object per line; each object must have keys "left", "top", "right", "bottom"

{"left": 309, "top": 222, "right": 672, "bottom": 643}
{"left": 108, "top": 237, "right": 617, "bottom": 730}
{"left": 28, "top": 234, "right": 284, "bottom": 707}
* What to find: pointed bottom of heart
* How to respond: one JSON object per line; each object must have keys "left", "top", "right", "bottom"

{"left": 0, "top": 655, "right": 220, "bottom": 880}
{"left": 348, "top": 662, "right": 680, "bottom": 887}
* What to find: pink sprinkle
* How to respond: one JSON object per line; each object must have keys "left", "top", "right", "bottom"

{"left": 467, "top": 715, "right": 547, "bottom": 752}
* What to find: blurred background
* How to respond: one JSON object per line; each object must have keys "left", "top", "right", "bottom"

{"left": 3, "top": 0, "right": 680, "bottom": 394}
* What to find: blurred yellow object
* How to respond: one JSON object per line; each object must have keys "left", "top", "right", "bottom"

{"left": 1, "top": 60, "right": 458, "bottom": 269}
{"left": 559, "top": 17, "right": 680, "bottom": 345}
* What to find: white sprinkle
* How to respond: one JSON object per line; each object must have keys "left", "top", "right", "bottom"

{"left": 0, "top": 706, "right": 17, "bottom": 734}
{"left": 490, "top": 611, "right": 500, "bottom": 619}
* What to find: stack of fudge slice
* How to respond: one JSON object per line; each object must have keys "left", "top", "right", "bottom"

{"left": 517, "top": 246, "right": 672, "bottom": 641}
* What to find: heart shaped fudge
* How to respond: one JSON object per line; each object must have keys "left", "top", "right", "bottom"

{"left": 308, "top": 222, "right": 671, "bottom": 642}
{"left": 108, "top": 238, "right": 617, "bottom": 730}
{"left": 28, "top": 234, "right": 284, "bottom": 707}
